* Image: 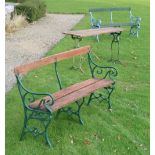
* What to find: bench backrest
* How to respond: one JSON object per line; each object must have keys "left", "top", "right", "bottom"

{"left": 89, "top": 7, "right": 132, "bottom": 26}
{"left": 14, "top": 46, "right": 90, "bottom": 75}
{"left": 14, "top": 46, "right": 91, "bottom": 108}
{"left": 89, "top": 7, "right": 131, "bottom": 12}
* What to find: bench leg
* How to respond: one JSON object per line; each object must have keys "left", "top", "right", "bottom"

{"left": 87, "top": 85, "right": 115, "bottom": 111}
{"left": 87, "top": 92, "right": 108, "bottom": 105}
{"left": 57, "top": 98, "right": 85, "bottom": 125}
{"left": 20, "top": 111, "right": 28, "bottom": 141}
{"left": 43, "top": 117, "right": 52, "bottom": 147}
{"left": 129, "top": 25, "right": 140, "bottom": 38}
{"left": 96, "top": 35, "right": 100, "bottom": 42}
{"left": 105, "top": 86, "right": 115, "bottom": 111}
{"left": 55, "top": 109, "right": 61, "bottom": 118}
{"left": 75, "top": 98, "right": 85, "bottom": 125}
{"left": 87, "top": 93, "right": 94, "bottom": 106}
{"left": 20, "top": 110, "right": 53, "bottom": 147}
{"left": 20, "top": 109, "right": 29, "bottom": 141}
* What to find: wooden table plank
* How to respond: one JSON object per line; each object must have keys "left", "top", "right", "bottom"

{"left": 63, "top": 27, "right": 126, "bottom": 38}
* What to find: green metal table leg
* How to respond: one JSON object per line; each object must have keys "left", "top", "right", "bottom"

{"left": 71, "top": 35, "right": 82, "bottom": 48}
{"left": 71, "top": 35, "right": 85, "bottom": 72}
{"left": 110, "top": 32, "right": 121, "bottom": 63}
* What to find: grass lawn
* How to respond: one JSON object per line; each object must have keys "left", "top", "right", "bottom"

{"left": 6, "top": 0, "right": 150, "bottom": 155}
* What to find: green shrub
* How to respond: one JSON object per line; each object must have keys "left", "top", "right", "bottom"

{"left": 15, "top": 0, "right": 46, "bottom": 22}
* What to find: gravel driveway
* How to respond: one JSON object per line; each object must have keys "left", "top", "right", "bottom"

{"left": 6, "top": 14, "right": 84, "bottom": 92}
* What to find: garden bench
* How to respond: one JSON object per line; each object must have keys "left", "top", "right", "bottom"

{"left": 14, "top": 46, "right": 118, "bottom": 147}
{"left": 89, "top": 7, "right": 141, "bottom": 38}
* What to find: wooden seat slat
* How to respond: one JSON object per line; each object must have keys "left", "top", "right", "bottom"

{"left": 29, "top": 78, "right": 98, "bottom": 110}
{"left": 29, "top": 78, "right": 100, "bottom": 110}
{"left": 29, "top": 78, "right": 113, "bottom": 112}
{"left": 53, "top": 78, "right": 100, "bottom": 99}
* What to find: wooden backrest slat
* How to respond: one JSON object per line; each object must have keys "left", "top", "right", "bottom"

{"left": 14, "top": 46, "right": 90, "bottom": 75}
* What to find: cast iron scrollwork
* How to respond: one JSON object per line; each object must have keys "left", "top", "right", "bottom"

{"left": 88, "top": 54, "right": 118, "bottom": 80}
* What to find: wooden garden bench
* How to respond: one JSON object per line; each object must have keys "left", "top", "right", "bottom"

{"left": 14, "top": 46, "right": 118, "bottom": 147}
{"left": 89, "top": 7, "right": 141, "bottom": 38}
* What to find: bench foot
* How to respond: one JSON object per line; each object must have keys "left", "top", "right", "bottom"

{"left": 78, "top": 117, "right": 84, "bottom": 125}
{"left": 105, "top": 86, "right": 115, "bottom": 110}
{"left": 43, "top": 117, "right": 52, "bottom": 147}
{"left": 19, "top": 110, "right": 53, "bottom": 147}
{"left": 129, "top": 25, "right": 140, "bottom": 38}
{"left": 44, "top": 130, "right": 52, "bottom": 147}
{"left": 57, "top": 98, "right": 85, "bottom": 125}
{"left": 87, "top": 85, "right": 115, "bottom": 110}
{"left": 75, "top": 98, "right": 85, "bottom": 125}
{"left": 19, "top": 120, "right": 27, "bottom": 141}
{"left": 108, "top": 108, "right": 112, "bottom": 112}
{"left": 19, "top": 110, "right": 28, "bottom": 141}
{"left": 87, "top": 93, "right": 94, "bottom": 106}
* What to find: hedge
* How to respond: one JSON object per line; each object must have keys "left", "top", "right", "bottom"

{"left": 15, "top": 0, "right": 46, "bottom": 22}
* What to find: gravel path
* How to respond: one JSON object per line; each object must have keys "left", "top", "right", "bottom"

{"left": 5, "top": 14, "right": 84, "bottom": 92}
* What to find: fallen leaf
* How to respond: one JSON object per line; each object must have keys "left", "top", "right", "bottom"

{"left": 125, "top": 87, "right": 128, "bottom": 91}
{"left": 139, "top": 144, "right": 143, "bottom": 147}
{"left": 71, "top": 139, "right": 73, "bottom": 144}
{"left": 144, "top": 147, "right": 147, "bottom": 151}
{"left": 117, "top": 135, "right": 121, "bottom": 140}
{"left": 132, "top": 56, "right": 137, "bottom": 60}
{"left": 94, "top": 133, "right": 98, "bottom": 140}
{"left": 84, "top": 139, "right": 91, "bottom": 145}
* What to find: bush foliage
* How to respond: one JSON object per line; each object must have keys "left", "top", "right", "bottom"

{"left": 15, "top": 0, "right": 46, "bottom": 22}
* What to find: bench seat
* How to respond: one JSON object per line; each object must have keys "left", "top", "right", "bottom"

{"left": 29, "top": 78, "right": 113, "bottom": 112}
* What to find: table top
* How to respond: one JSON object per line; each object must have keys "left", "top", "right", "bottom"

{"left": 63, "top": 27, "right": 126, "bottom": 37}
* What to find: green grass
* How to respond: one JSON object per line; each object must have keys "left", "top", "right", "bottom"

{"left": 6, "top": 0, "right": 150, "bottom": 155}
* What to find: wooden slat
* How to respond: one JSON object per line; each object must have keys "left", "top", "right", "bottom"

{"left": 53, "top": 78, "right": 99, "bottom": 99}
{"left": 14, "top": 46, "right": 90, "bottom": 75}
{"left": 51, "top": 79, "right": 113, "bottom": 111}
{"left": 29, "top": 78, "right": 100, "bottom": 110}
{"left": 29, "top": 78, "right": 113, "bottom": 112}
{"left": 63, "top": 27, "right": 126, "bottom": 38}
